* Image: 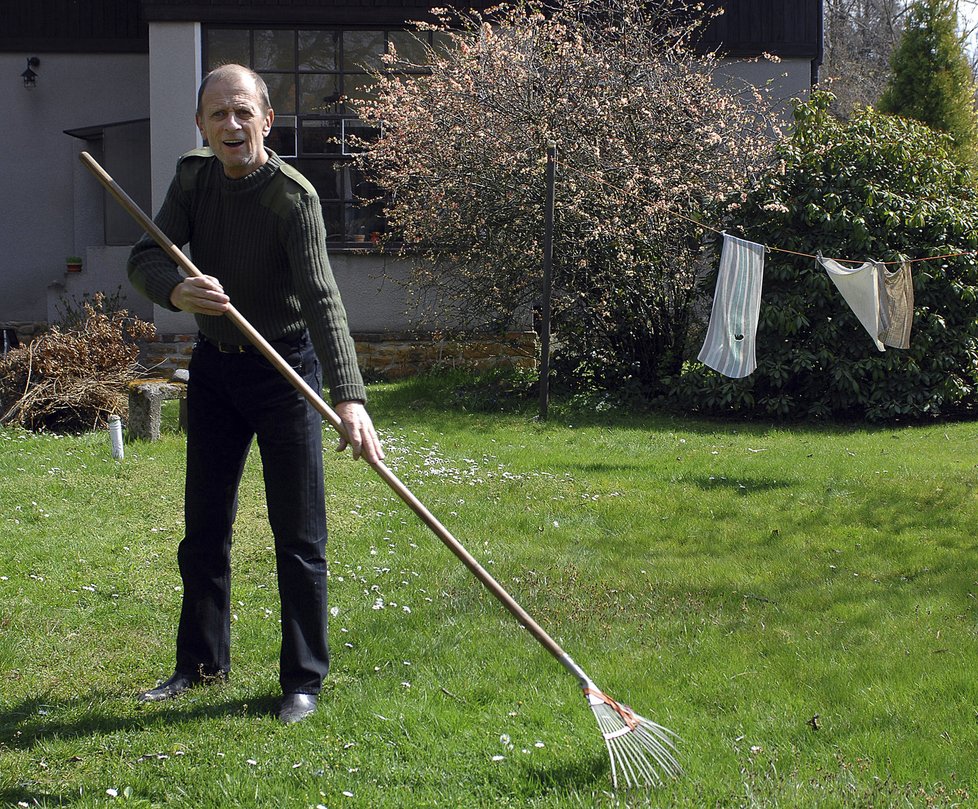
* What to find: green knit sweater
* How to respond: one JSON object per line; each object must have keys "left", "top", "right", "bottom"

{"left": 128, "top": 148, "right": 366, "bottom": 404}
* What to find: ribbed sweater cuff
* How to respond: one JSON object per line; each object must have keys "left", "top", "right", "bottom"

{"left": 330, "top": 383, "right": 368, "bottom": 405}
{"left": 139, "top": 265, "right": 184, "bottom": 311}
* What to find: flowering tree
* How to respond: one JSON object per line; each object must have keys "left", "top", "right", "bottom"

{"left": 354, "top": 0, "right": 780, "bottom": 394}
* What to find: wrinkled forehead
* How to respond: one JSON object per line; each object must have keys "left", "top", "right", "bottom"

{"left": 198, "top": 74, "right": 268, "bottom": 115}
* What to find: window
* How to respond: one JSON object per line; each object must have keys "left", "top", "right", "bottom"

{"left": 204, "top": 26, "right": 433, "bottom": 245}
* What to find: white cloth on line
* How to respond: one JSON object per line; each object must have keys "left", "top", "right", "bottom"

{"left": 817, "top": 254, "right": 885, "bottom": 352}
{"left": 697, "top": 233, "right": 766, "bottom": 378}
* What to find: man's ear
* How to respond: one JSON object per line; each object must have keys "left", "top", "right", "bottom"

{"left": 263, "top": 108, "right": 275, "bottom": 137}
{"left": 195, "top": 114, "right": 206, "bottom": 144}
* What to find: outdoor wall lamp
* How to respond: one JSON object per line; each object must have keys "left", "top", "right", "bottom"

{"left": 21, "top": 57, "right": 39, "bottom": 90}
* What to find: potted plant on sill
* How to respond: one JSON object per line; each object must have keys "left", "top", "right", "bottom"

{"left": 66, "top": 256, "right": 83, "bottom": 272}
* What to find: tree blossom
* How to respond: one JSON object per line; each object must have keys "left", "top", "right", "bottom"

{"left": 354, "top": 0, "right": 779, "bottom": 393}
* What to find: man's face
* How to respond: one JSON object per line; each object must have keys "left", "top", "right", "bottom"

{"left": 196, "top": 72, "right": 274, "bottom": 179}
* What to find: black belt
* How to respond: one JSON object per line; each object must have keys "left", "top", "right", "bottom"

{"left": 198, "top": 332, "right": 306, "bottom": 355}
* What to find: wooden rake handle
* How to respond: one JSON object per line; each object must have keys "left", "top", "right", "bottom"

{"left": 79, "top": 150, "right": 570, "bottom": 665}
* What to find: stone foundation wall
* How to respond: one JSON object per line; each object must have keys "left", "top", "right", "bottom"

{"left": 138, "top": 333, "right": 197, "bottom": 377}
{"left": 0, "top": 321, "right": 47, "bottom": 350}
{"left": 355, "top": 331, "right": 539, "bottom": 380}
{"left": 136, "top": 331, "right": 540, "bottom": 380}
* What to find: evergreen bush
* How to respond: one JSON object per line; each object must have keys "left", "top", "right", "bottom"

{"left": 878, "top": 0, "right": 978, "bottom": 165}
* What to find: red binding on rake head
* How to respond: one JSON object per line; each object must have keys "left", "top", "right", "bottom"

{"left": 584, "top": 684, "right": 681, "bottom": 788}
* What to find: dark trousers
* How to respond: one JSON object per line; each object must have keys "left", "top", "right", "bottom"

{"left": 176, "top": 334, "right": 329, "bottom": 695}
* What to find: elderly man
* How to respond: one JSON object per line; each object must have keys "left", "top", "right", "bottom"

{"left": 128, "top": 64, "right": 383, "bottom": 723}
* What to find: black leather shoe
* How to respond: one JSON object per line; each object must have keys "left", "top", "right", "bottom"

{"left": 278, "top": 692, "right": 318, "bottom": 724}
{"left": 138, "top": 670, "right": 225, "bottom": 703}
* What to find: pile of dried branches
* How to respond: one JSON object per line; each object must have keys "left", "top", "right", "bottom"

{"left": 0, "top": 293, "right": 156, "bottom": 433}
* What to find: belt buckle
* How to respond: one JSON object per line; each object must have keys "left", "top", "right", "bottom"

{"left": 219, "top": 341, "right": 248, "bottom": 354}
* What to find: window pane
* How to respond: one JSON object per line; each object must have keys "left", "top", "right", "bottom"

{"left": 431, "top": 31, "right": 454, "bottom": 57}
{"left": 343, "top": 119, "right": 381, "bottom": 155}
{"left": 296, "top": 161, "right": 349, "bottom": 202}
{"left": 343, "top": 74, "right": 379, "bottom": 103}
{"left": 343, "top": 31, "right": 385, "bottom": 72}
{"left": 254, "top": 29, "right": 295, "bottom": 70}
{"left": 261, "top": 72, "right": 295, "bottom": 114}
{"left": 299, "top": 30, "right": 339, "bottom": 71}
{"left": 300, "top": 120, "right": 343, "bottom": 156}
{"left": 206, "top": 29, "right": 249, "bottom": 69}
{"left": 321, "top": 202, "right": 345, "bottom": 242}
{"left": 351, "top": 197, "right": 385, "bottom": 239}
{"left": 267, "top": 116, "right": 296, "bottom": 158}
{"left": 388, "top": 30, "right": 430, "bottom": 67}
{"left": 298, "top": 73, "right": 341, "bottom": 114}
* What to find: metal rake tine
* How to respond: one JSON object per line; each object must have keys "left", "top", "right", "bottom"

{"left": 635, "top": 738, "right": 680, "bottom": 781}
{"left": 586, "top": 687, "right": 680, "bottom": 789}
{"left": 617, "top": 728, "right": 661, "bottom": 787}
{"left": 594, "top": 712, "right": 622, "bottom": 785}
{"left": 638, "top": 728, "right": 674, "bottom": 782}
{"left": 614, "top": 734, "right": 644, "bottom": 787}
{"left": 594, "top": 708, "right": 631, "bottom": 788}
{"left": 623, "top": 733, "right": 661, "bottom": 785}
{"left": 634, "top": 722, "right": 681, "bottom": 770}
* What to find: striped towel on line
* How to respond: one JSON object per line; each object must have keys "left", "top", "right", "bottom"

{"left": 697, "top": 233, "right": 766, "bottom": 378}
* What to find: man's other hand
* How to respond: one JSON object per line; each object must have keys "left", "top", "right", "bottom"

{"left": 334, "top": 400, "right": 384, "bottom": 464}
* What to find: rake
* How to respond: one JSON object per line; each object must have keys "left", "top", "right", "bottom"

{"left": 80, "top": 150, "right": 681, "bottom": 789}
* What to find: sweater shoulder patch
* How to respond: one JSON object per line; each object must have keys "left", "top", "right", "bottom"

{"left": 278, "top": 162, "right": 319, "bottom": 197}
{"left": 177, "top": 147, "right": 215, "bottom": 193}
{"left": 262, "top": 164, "right": 320, "bottom": 219}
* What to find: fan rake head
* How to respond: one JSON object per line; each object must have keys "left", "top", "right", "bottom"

{"left": 584, "top": 686, "right": 681, "bottom": 789}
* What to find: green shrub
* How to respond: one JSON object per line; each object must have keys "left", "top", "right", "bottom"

{"left": 668, "top": 92, "right": 978, "bottom": 421}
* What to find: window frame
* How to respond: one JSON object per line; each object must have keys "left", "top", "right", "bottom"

{"left": 203, "top": 25, "right": 431, "bottom": 246}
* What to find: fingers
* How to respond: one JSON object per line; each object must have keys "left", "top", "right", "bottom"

{"left": 334, "top": 401, "right": 385, "bottom": 464}
{"left": 170, "top": 276, "right": 230, "bottom": 315}
{"left": 336, "top": 423, "right": 384, "bottom": 463}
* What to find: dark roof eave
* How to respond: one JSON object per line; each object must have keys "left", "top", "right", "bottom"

{"left": 701, "top": 44, "right": 822, "bottom": 59}
{"left": 0, "top": 38, "right": 148, "bottom": 53}
{"left": 64, "top": 118, "right": 150, "bottom": 140}
{"left": 141, "top": 3, "right": 484, "bottom": 25}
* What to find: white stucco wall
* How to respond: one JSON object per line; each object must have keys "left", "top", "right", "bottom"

{"left": 715, "top": 56, "right": 813, "bottom": 117}
{"left": 1, "top": 52, "right": 149, "bottom": 324}
{"left": 148, "top": 22, "right": 203, "bottom": 336}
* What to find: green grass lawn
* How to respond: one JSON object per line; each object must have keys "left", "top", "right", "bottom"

{"left": 1, "top": 376, "right": 977, "bottom": 807}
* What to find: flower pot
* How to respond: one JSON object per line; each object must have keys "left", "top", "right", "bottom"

{"left": 66, "top": 261, "right": 82, "bottom": 273}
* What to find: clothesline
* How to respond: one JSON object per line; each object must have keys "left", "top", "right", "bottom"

{"left": 696, "top": 232, "right": 916, "bottom": 379}
{"left": 559, "top": 162, "right": 977, "bottom": 268}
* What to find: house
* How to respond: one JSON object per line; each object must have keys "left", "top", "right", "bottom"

{"left": 1, "top": 0, "right": 823, "bottom": 374}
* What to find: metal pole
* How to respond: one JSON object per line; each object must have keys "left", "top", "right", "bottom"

{"left": 538, "top": 141, "right": 557, "bottom": 421}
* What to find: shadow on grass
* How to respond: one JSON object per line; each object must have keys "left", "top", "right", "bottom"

{"left": 0, "top": 689, "right": 281, "bottom": 753}
{"left": 521, "top": 750, "right": 616, "bottom": 794}
{"left": 683, "top": 475, "right": 795, "bottom": 494}
{"left": 0, "top": 786, "right": 69, "bottom": 807}
{"left": 369, "top": 372, "right": 956, "bottom": 441}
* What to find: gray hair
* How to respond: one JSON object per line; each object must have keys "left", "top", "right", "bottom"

{"left": 196, "top": 64, "right": 271, "bottom": 115}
